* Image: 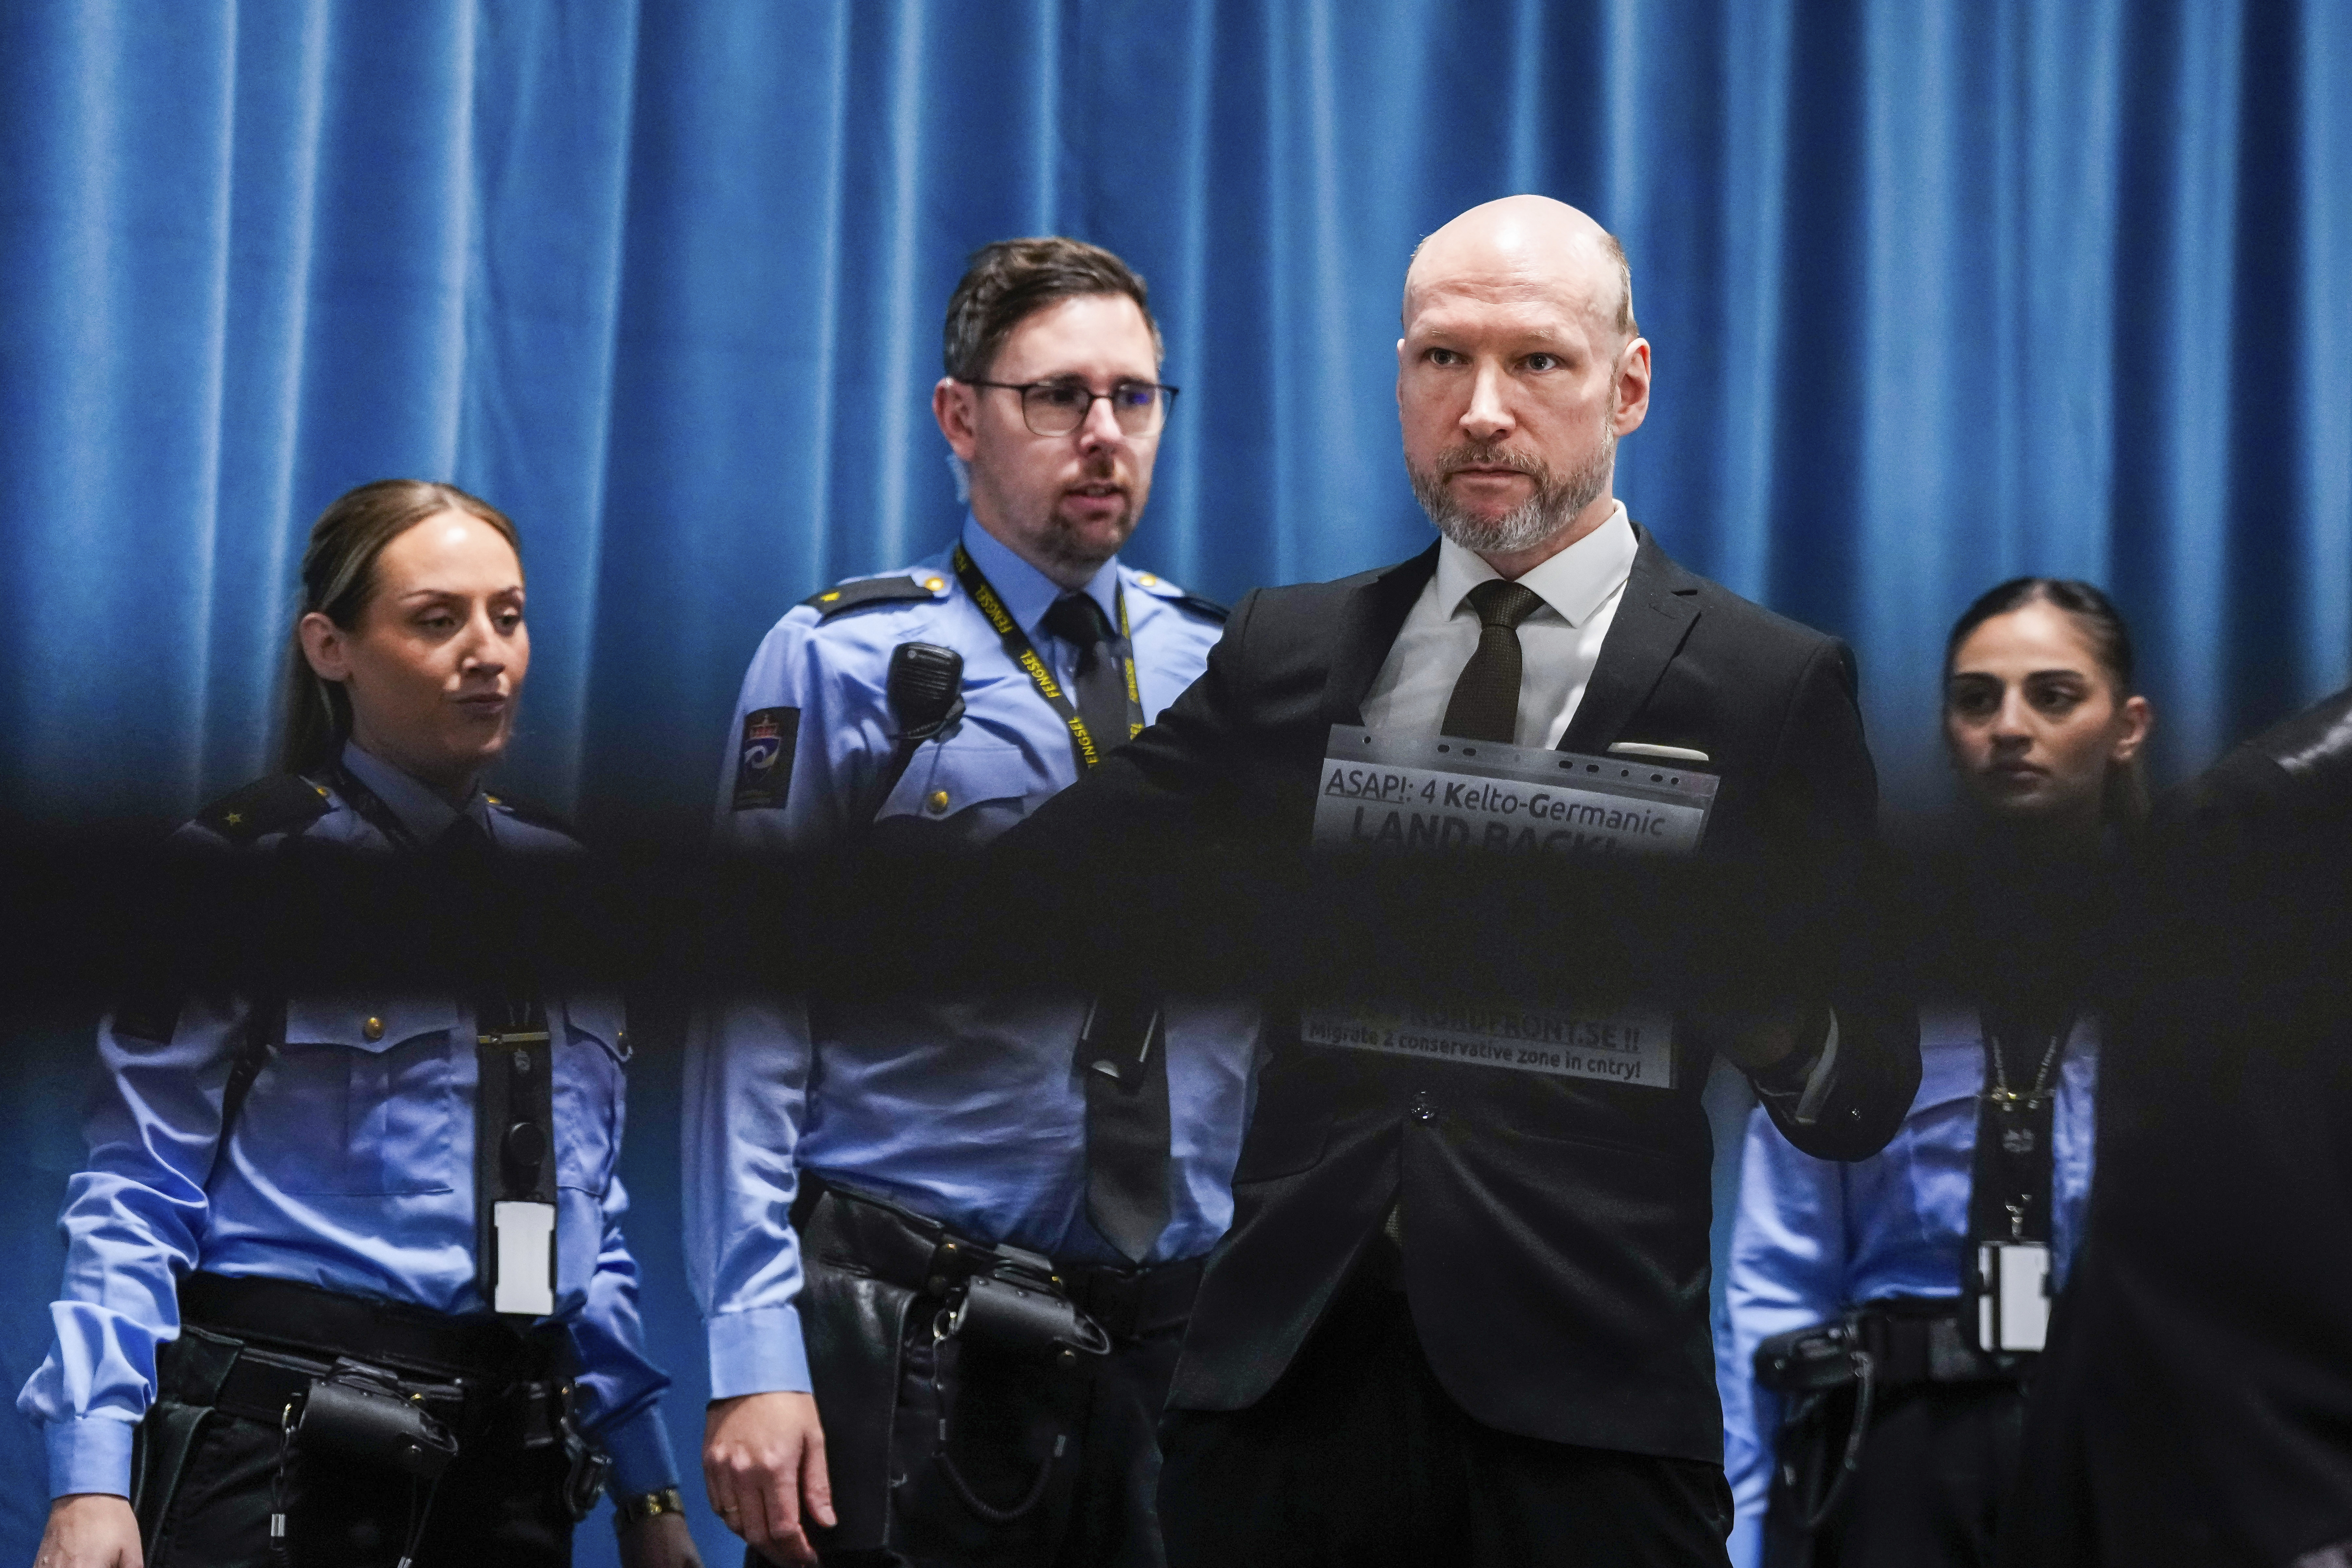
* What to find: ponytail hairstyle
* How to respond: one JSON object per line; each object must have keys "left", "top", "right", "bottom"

{"left": 1944, "top": 577, "right": 2150, "bottom": 831}
{"left": 275, "top": 480, "right": 521, "bottom": 775}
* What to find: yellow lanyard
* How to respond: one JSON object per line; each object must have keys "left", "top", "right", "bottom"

{"left": 952, "top": 543, "right": 1143, "bottom": 770}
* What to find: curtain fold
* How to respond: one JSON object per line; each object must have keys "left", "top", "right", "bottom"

{"left": 6, "top": 0, "right": 2345, "bottom": 825}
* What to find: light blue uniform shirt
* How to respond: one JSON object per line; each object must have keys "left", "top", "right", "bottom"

{"left": 1716, "top": 1008, "right": 2097, "bottom": 1568}
{"left": 684, "top": 517, "right": 1259, "bottom": 1400}
{"left": 19, "top": 742, "right": 678, "bottom": 1501}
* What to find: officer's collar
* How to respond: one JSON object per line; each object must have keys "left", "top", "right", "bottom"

{"left": 338, "top": 740, "right": 491, "bottom": 845}
{"left": 959, "top": 514, "right": 1121, "bottom": 637}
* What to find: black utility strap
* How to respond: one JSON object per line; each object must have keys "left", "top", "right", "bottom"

{"left": 1967, "top": 1004, "right": 2072, "bottom": 1247}
{"left": 321, "top": 761, "right": 423, "bottom": 851}
{"left": 439, "top": 813, "right": 558, "bottom": 1316}
{"left": 208, "top": 997, "right": 287, "bottom": 1190}
{"left": 475, "top": 978, "right": 556, "bottom": 1314}
{"left": 951, "top": 543, "right": 1142, "bottom": 771}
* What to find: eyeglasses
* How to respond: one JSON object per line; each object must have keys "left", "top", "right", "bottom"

{"left": 962, "top": 378, "right": 1180, "bottom": 437}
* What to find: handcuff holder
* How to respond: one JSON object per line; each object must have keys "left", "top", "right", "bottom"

{"left": 1752, "top": 1316, "right": 1877, "bottom": 1540}
{"left": 923, "top": 1244, "right": 1109, "bottom": 1528}
{"left": 545, "top": 1381, "right": 614, "bottom": 1521}
{"left": 273, "top": 1361, "right": 460, "bottom": 1568}
{"left": 285, "top": 1360, "right": 458, "bottom": 1482}
{"left": 946, "top": 1263, "right": 1113, "bottom": 1363}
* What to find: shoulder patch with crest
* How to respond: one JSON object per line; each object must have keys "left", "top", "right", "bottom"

{"left": 802, "top": 573, "right": 949, "bottom": 619}
{"left": 733, "top": 707, "right": 801, "bottom": 811}
{"left": 196, "top": 774, "right": 334, "bottom": 845}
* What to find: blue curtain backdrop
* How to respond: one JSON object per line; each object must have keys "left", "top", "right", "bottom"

{"left": 3, "top": 0, "right": 2348, "bottom": 1558}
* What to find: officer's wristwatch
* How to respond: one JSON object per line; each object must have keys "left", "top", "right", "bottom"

{"left": 613, "top": 1486, "right": 688, "bottom": 1532}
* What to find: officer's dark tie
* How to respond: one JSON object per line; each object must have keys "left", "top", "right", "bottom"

{"left": 433, "top": 809, "right": 496, "bottom": 867}
{"left": 1041, "top": 592, "right": 1128, "bottom": 768}
{"left": 1439, "top": 579, "right": 1547, "bottom": 744}
{"left": 1042, "top": 595, "right": 1171, "bottom": 1259}
{"left": 1079, "top": 995, "right": 1173, "bottom": 1264}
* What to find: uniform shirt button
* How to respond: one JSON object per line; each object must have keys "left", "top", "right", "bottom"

{"left": 927, "top": 790, "right": 951, "bottom": 814}
{"left": 1409, "top": 1092, "right": 1436, "bottom": 1123}
{"left": 362, "top": 1016, "right": 384, "bottom": 1042}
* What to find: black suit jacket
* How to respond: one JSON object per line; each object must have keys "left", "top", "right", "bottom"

{"left": 1021, "top": 527, "right": 1920, "bottom": 1463}
{"left": 2005, "top": 688, "right": 2352, "bottom": 1568}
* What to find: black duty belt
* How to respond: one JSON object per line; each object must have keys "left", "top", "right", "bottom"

{"left": 177, "top": 1271, "right": 564, "bottom": 1383}
{"left": 1753, "top": 1294, "right": 2029, "bottom": 1552}
{"left": 168, "top": 1334, "right": 464, "bottom": 1429}
{"left": 1059, "top": 1256, "right": 1203, "bottom": 1341}
{"left": 1861, "top": 1297, "right": 2030, "bottom": 1385}
{"left": 796, "top": 1179, "right": 1203, "bottom": 1342}
{"left": 150, "top": 1272, "right": 604, "bottom": 1545}
{"left": 1757, "top": 1295, "right": 2030, "bottom": 1397}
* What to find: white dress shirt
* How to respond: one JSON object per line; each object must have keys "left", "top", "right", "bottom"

{"left": 1355, "top": 503, "right": 1847, "bottom": 1114}
{"left": 1359, "top": 503, "right": 1638, "bottom": 748}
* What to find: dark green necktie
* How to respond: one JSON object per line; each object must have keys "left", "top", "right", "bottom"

{"left": 1439, "top": 579, "right": 1546, "bottom": 743}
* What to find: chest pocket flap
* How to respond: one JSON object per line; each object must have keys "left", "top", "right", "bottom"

{"left": 243, "top": 996, "right": 461, "bottom": 1195}
{"left": 873, "top": 740, "right": 1045, "bottom": 843}
{"left": 283, "top": 996, "right": 459, "bottom": 1052}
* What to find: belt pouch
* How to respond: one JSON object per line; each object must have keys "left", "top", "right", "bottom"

{"left": 799, "top": 1198, "right": 921, "bottom": 1551}
{"left": 952, "top": 1274, "right": 1105, "bottom": 1359}
{"left": 288, "top": 1362, "right": 458, "bottom": 1482}
{"left": 132, "top": 1325, "right": 245, "bottom": 1545}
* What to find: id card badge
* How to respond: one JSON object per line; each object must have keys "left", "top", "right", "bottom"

{"left": 492, "top": 1199, "right": 557, "bottom": 1317}
{"left": 1299, "top": 727, "right": 1718, "bottom": 1090}
{"left": 1975, "top": 1240, "right": 2052, "bottom": 1353}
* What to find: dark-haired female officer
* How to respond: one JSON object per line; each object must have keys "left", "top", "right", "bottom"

{"left": 1719, "top": 578, "right": 2154, "bottom": 1568}
{"left": 20, "top": 481, "right": 698, "bottom": 1568}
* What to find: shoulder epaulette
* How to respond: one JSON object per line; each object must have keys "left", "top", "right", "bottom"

{"left": 802, "top": 572, "right": 951, "bottom": 619}
{"left": 1127, "top": 569, "right": 1229, "bottom": 623}
{"left": 195, "top": 774, "right": 334, "bottom": 844}
{"left": 1169, "top": 593, "right": 1229, "bottom": 623}
{"left": 484, "top": 791, "right": 575, "bottom": 836}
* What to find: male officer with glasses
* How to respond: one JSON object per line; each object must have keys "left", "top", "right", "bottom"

{"left": 685, "top": 237, "right": 1254, "bottom": 1568}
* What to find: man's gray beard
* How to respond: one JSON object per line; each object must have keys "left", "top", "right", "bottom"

{"left": 1410, "top": 428, "right": 1615, "bottom": 555}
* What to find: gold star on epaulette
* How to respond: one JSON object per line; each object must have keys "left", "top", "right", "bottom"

{"left": 224, "top": 811, "right": 243, "bottom": 826}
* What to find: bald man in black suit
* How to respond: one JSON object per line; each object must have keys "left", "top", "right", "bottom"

{"left": 1017, "top": 196, "right": 1920, "bottom": 1567}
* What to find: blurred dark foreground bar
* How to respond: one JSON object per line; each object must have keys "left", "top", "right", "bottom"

{"left": 1, "top": 821, "right": 2343, "bottom": 1043}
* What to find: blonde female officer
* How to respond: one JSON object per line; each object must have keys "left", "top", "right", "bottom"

{"left": 23, "top": 481, "right": 698, "bottom": 1568}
